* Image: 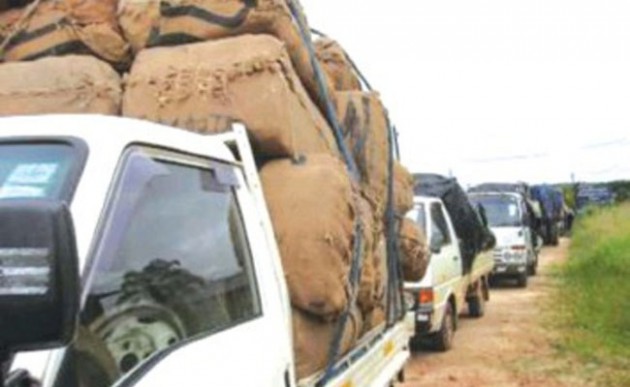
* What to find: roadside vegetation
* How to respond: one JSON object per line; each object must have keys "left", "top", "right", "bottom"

{"left": 554, "top": 204, "right": 630, "bottom": 386}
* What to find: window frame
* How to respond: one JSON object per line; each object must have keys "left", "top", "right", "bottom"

{"left": 58, "top": 144, "right": 262, "bottom": 387}
{"left": 430, "top": 203, "right": 452, "bottom": 246}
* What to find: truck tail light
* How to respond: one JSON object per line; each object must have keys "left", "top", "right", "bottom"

{"left": 418, "top": 288, "right": 434, "bottom": 305}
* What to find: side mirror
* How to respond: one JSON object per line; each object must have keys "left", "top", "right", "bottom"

{"left": 0, "top": 200, "right": 80, "bottom": 357}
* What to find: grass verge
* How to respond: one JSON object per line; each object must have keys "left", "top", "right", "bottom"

{"left": 554, "top": 204, "right": 630, "bottom": 386}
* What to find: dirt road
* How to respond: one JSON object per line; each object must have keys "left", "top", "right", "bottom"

{"left": 401, "top": 238, "right": 590, "bottom": 387}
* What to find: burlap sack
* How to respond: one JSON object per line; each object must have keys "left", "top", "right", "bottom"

{"left": 0, "top": 0, "right": 129, "bottom": 64}
{"left": 393, "top": 162, "right": 414, "bottom": 216}
{"left": 357, "top": 196, "right": 376, "bottom": 314}
{"left": 292, "top": 307, "right": 363, "bottom": 379}
{"left": 123, "top": 35, "right": 338, "bottom": 159}
{"left": 118, "top": 0, "right": 331, "bottom": 113}
{"left": 315, "top": 38, "right": 361, "bottom": 91}
{"left": 261, "top": 154, "right": 355, "bottom": 318}
{"left": 0, "top": 55, "right": 121, "bottom": 116}
{"left": 398, "top": 218, "right": 430, "bottom": 282}
{"left": 363, "top": 304, "right": 386, "bottom": 335}
{"left": 335, "top": 91, "right": 389, "bottom": 219}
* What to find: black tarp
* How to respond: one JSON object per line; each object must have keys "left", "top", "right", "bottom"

{"left": 413, "top": 174, "right": 495, "bottom": 274}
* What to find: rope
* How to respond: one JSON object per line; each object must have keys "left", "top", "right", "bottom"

{"left": 285, "top": 0, "right": 359, "bottom": 180}
{"left": 284, "top": 2, "right": 369, "bottom": 384}
{"left": 0, "top": 0, "right": 44, "bottom": 60}
{"left": 384, "top": 114, "right": 405, "bottom": 325}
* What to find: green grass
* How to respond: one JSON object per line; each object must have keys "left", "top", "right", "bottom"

{"left": 555, "top": 204, "right": 630, "bottom": 386}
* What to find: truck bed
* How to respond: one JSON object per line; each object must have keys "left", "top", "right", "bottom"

{"left": 300, "top": 316, "right": 412, "bottom": 387}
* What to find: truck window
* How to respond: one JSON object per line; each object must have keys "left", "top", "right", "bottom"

{"left": 0, "top": 141, "right": 84, "bottom": 202}
{"left": 408, "top": 203, "right": 427, "bottom": 233}
{"left": 54, "top": 149, "right": 260, "bottom": 387}
{"left": 430, "top": 203, "right": 451, "bottom": 246}
{"left": 470, "top": 195, "right": 521, "bottom": 228}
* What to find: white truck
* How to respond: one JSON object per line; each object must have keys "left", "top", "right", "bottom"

{"left": 404, "top": 176, "right": 495, "bottom": 351}
{"left": 468, "top": 192, "right": 540, "bottom": 288}
{"left": 0, "top": 115, "right": 412, "bottom": 387}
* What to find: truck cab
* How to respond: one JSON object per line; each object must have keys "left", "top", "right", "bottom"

{"left": 404, "top": 195, "right": 493, "bottom": 351}
{"left": 0, "top": 115, "right": 411, "bottom": 387}
{"left": 468, "top": 192, "right": 537, "bottom": 287}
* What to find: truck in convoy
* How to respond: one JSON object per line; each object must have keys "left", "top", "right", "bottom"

{"left": 0, "top": 115, "right": 412, "bottom": 387}
{"left": 469, "top": 182, "right": 544, "bottom": 245}
{"left": 530, "top": 185, "right": 565, "bottom": 246}
{"left": 404, "top": 174, "right": 495, "bottom": 351}
{"left": 468, "top": 192, "right": 539, "bottom": 287}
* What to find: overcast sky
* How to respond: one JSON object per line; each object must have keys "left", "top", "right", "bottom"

{"left": 301, "top": 0, "right": 630, "bottom": 186}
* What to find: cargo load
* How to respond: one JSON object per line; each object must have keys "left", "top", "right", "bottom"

{"left": 123, "top": 35, "right": 338, "bottom": 159}
{"left": 0, "top": 55, "right": 121, "bottom": 116}
{"left": 413, "top": 173, "right": 495, "bottom": 273}
{"left": 0, "top": 0, "right": 129, "bottom": 65}
{"left": 260, "top": 154, "right": 355, "bottom": 319}
{"left": 335, "top": 91, "right": 389, "bottom": 219}
{"left": 292, "top": 306, "right": 362, "bottom": 379}
{"left": 315, "top": 38, "right": 361, "bottom": 91}
{"left": 393, "top": 162, "right": 414, "bottom": 216}
{"left": 118, "top": 0, "right": 331, "bottom": 111}
{"left": 398, "top": 218, "right": 429, "bottom": 282}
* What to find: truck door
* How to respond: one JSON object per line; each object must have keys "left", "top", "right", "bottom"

{"left": 429, "top": 203, "right": 461, "bottom": 290}
{"left": 51, "top": 146, "right": 290, "bottom": 387}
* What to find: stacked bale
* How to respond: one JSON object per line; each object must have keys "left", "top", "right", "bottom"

{"left": 398, "top": 218, "right": 430, "bottom": 282}
{"left": 117, "top": 0, "right": 334, "bottom": 111}
{"left": 315, "top": 38, "right": 361, "bottom": 91}
{"left": 0, "top": 0, "right": 420, "bottom": 380}
{"left": 0, "top": 0, "right": 129, "bottom": 65}
{"left": 123, "top": 35, "right": 337, "bottom": 159}
{"left": 0, "top": 55, "right": 122, "bottom": 116}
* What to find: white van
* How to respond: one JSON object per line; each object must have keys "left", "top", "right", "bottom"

{"left": 468, "top": 192, "right": 538, "bottom": 287}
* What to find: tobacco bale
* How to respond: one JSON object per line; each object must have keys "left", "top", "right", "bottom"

{"left": 335, "top": 91, "right": 389, "bottom": 219}
{"left": 292, "top": 307, "right": 362, "bottom": 379}
{"left": 0, "top": 55, "right": 121, "bottom": 115}
{"left": 118, "top": 0, "right": 333, "bottom": 112}
{"left": 0, "top": 0, "right": 129, "bottom": 65}
{"left": 260, "top": 154, "right": 355, "bottom": 318}
{"left": 123, "top": 35, "right": 338, "bottom": 159}
{"left": 398, "top": 218, "right": 430, "bottom": 282}
{"left": 393, "top": 162, "right": 414, "bottom": 216}
{"left": 315, "top": 38, "right": 361, "bottom": 91}
{"left": 357, "top": 196, "right": 376, "bottom": 314}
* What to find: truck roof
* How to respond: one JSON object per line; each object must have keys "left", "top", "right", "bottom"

{"left": 0, "top": 115, "right": 236, "bottom": 163}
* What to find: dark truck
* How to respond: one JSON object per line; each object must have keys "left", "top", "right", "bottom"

{"left": 531, "top": 185, "right": 565, "bottom": 246}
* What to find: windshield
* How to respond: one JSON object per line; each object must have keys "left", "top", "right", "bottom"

{"left": 0, "top": 142, "right": 81, "bottom": 201}
{"left": 407, "top": 203, "right": 427, "bottom": 233}
{"left": 470, "top": 195, "right": 522, "bottom": 227}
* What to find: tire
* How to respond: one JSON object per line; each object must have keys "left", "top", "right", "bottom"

{"left": 431, "top": 302, "right": 455, "bottom": 351}
{"left": 517, "top": 272, "right": 528, "bottom": 288}
{"left": 468, "top": 284, "right": 485, "bottom": 318}
{"left": 528, "top": 263, "right": 537, "bottom": 276}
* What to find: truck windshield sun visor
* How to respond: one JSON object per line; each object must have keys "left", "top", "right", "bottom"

{"left": 0, "top": 139, "right": 87, "bottom": 203}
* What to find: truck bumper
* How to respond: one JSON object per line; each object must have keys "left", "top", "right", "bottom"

{"left": 492, "top": 263, "right": 527, "bottom": 277}
{"left": 411, "top": 310, "right": 438, "bottom": 336}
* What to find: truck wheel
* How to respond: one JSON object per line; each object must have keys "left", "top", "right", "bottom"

{"left": 431, "top": 302, "right": 455, "bottom": 351}
{"left": 528, "top": 263, "right": 537, "bottom": 276}
{"left": 517, "top": 273, "right": 528, "bottom": 288}
{"left": 468, "top": 285, "right": 485, "bottom": 318}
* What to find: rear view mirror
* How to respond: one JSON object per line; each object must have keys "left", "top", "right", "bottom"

{"left": 0, "top": 200, "right": 80, "bottom": 356}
